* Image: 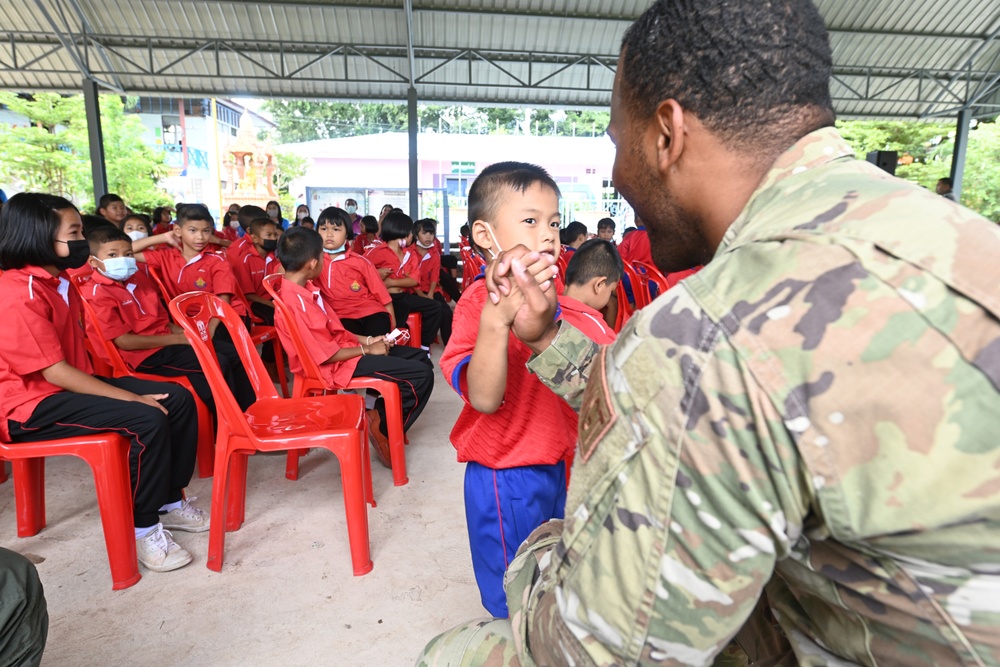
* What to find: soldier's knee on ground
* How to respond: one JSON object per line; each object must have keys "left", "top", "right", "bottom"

{"left": 0, "top": 547, "right": 48, "bottom": 667}
{"left": 415, "top": 618, "right": 520, "bottom": 667}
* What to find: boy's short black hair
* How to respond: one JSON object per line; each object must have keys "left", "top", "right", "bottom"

{"left": 276, "top": 226, "right": 323, "bottom": 273}
{"left": 249, "top": 217, "right": 279, "bottom": 237}
{"left": 97, "top": 193, "right": 123, "bottom": 212}
{"left": 238, "top": 205, "right": 266, "bottom": 230}
{"left": 176, "top": 203, "right": 214, "bottom": 226}
{"left": 560, "top": 221, "right": 588, "bottom": 246}
{"left": 0, "top": 192, "right": 79, "bottom": 270}
{"left": 380, "top": 210, "right": 414, "bottom": 242}
{"left": 316, "top": 207, "right": 355, "bottom": 240}
{"left": 361, "top": 215, "right": 378, "bottom": 234}
{"left": 622, "top": 226, "right": 638, "bottom": 238}
{"left": 938, "top": 177, "right": 953, "bottom": 187}
{"left": 597, "top": 217, "right": 616, "bottom": 231}
{"left": 87, "top": 224, "right": 132, "bottom": 254}
{"left": 565, "top": 239, "right": 624, "bottom": 287}
{"left": 300, "top": 217, "right": 314, "bottom": 228}
{"left": 82, "top": 214, "right": 116, "bottom": 238}
{"left": 413, "top": 218, "right": 437, "bottom": 235}
{"left": 460, "top": 223, "right": 470, "bottom": 238}
{"left": 467, "top": 162, "right": 561, "bottom": 225}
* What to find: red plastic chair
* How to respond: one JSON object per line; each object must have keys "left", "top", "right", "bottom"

{"left": 168, "top": 292, "right": 375, "bottom": 575}
{"left": 632, "top": 260, "right": 670, "bottom": 298}
{"left": 147, "top": 265, "right": 289, "bottom": 398}
{"left": 404, "top": 311, "right": 422, "bottom": 349}
{"left": 613, "top": 276, "right": 634, "bottom": 332}
{"left": 262, "top": 275, "right": 409, "bottom": 486}
{"left": 459, "top": 246, "right": 485, "bottom": 293}
{"left": 0, "top": 434, "right": 140, "bottom": 590}
{"left": 621, "top": 262, "right": 650, "bottom": 309}
{"left": 71, "top": 276, "right": 216, "bottom": 479}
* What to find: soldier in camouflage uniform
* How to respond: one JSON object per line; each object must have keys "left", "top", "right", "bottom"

{"left": 417, "top": 1, "right": 1000, "bottom": 665}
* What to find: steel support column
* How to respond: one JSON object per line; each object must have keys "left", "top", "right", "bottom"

{"left": 950, "top": 108, "right": 972, "bottom": 201}
{"left": 82, "top": 78, "right": 108, "bottom": 203}
{"left": 408, "top": 86, "right": 419, "bottom": 218}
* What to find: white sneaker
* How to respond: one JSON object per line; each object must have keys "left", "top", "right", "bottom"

{"left": 160, "top": 497, "right": 210, "bottom": 533}
{"left": 136, "top": 525, "right": 193, "bottom": 572}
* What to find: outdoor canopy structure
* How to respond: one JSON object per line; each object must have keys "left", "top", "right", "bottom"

{"left": 2, "top": 0, "right": 999, "bottom": 209}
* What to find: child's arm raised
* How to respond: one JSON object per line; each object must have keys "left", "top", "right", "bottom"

{"left": 466, "top": 285, "right": 520, "bottom": 413}
{"left": 132, "top": 232, "right": 180, "bottom": 263}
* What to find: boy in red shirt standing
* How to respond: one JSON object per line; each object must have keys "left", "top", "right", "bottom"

{"left": 315, "top": 207, "right": 396, "bottom": 338}
{"left": 272, "top": 227, "right": 434, "bottom": 466}
{"left": 440, "top": 162, "right": 577, "bottom": 618}
{"left": 228, "top": 217, "right": 281, "bottom": 325}
{"left": 558, "top": 238, "right": 621, "bottom": 345}
{"left": 83, "top": 226, "right": 256, "bottom": 414}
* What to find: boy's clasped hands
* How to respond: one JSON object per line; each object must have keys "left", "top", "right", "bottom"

{"left": 483, "top": 247, "right": 560, "bottom": 350}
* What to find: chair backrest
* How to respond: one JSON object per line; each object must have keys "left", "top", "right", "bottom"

{"left": 632, "top": 260, "right": 670, "bottom": 298}
{"left": 71, "top": 277, "right": 135, "bottom": 377}
{"left": 145, "top": 264, "right": 182, "bottom": 304}
{"left": 459, "top": 246, "right": 485, "bottom": 291}
{"left": 620, "top": 262, "right": 649, "bottom": 309}
{"left": 613, "top": 276, "right": 633, "bottom": 332}
{"left": 169, "top": 293, "right": 275, "bottom": 435}
{"left": 261, "top": 274, "right": 329, "bottom": 396}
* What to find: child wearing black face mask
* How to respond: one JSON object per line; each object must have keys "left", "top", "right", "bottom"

{"left": 0, "top": 192, "right": 207, "bottom": 574}
{"left": 228, "top": 217, "right": 281, "bottom": 326}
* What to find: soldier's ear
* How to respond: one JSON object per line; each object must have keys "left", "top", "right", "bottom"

{"left": 652, "top": 99, "right": 686, "bottom": 176}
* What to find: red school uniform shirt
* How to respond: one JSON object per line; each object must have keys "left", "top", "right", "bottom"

{"left": 0, "top": 267, "right": 93, "bottom": 441}
{"left": 365, "top": 245, "right": 420, "bottom": 289}
{"left": 82, "top": 270, "right": 173, "bottom": 369}
{"left": 617, "top": 226, "right": 652, "bottom": 265}
{"left": 415, "top": 248, "right": 442, "bottom": 295}
{"left": 142, "top": 246, "right": 247, "bottom": 316}
{"left": 218, "top": 227, "right": 240, "bottom": 243}
{"left": 439, "top": 279, "right": 577, "bottom": 469}
{"left": 273, "top": 278, "right": 361, "bottom": 390}
{"left": 230, "top": 244, "right": 279, "bottom": 300}
{"left": 316, "top": 250, "right": 392, "bottom": 320}
{"left": 351, "top": 234, "right": 382, "bottom": 256}
{"left": 557, "top": 295, "right": 616, "bottom": 345}
{"left": 225, "top": 235, "right": 254, "bottom": 264}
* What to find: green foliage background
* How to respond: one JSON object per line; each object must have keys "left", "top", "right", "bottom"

{"left": 0, "top": 92, "right": 173, "bottom": 213}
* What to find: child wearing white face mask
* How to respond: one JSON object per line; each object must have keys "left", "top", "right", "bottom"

{"left": 121, "top": 214, "right": 152, "bottom": 242}
{"left": 81, "top": 226, "right": 257, "bottom": 420}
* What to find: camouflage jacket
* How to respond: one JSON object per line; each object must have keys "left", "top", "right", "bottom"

{"left": 511, "top": 127, "right": 1000, "bottom": 666}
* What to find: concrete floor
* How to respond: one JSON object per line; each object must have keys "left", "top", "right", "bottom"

{"left": 1, "top": 354, "right": 490, "bottom": 667}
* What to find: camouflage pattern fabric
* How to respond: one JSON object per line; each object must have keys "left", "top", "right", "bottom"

{"left": 417, "top": 127, "right": 1000, "bottom": 666}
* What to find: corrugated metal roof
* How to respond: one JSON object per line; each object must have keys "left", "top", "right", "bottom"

{"left": 1, "top": 0, "right": 998, "bottom": 120}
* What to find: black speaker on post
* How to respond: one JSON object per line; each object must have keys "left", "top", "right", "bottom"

{"left": 866, "top": 151, "right": 898, "bottom": 176}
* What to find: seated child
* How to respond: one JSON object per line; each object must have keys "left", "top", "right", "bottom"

{"left": 272, "top": 227, "right": 434, "bottom": 467}
{"left": 351, "top": 215, "right": 381, "bottom": 255}
{"left": 134, "top": 203, "right": 249, "bottom": 337}
{"left": 0, "top": 193, "right": 206, "bottom": 573}
{"left": 83, "top": 225, "right": 256, "bottom": 415}
{"left": 439, "top": 161, "right": 578, "bottom": 618}
{"left": 121, "top": 214, "right": 152, "bottom": 242}
{"left": 558, "top": 238, "right": 621, "bottom": 345}
{"left": 218, "top": 211, "right": 241, "bottom": 243}
{"left": 226, "top": 205, "right": 266, "bottom": 262}
{"left": 559, "top": 220, "right": 589, "bottom": 253}
{"left": 299, "top": 217, "right": 315, "bottom": 230}
{"left": 97, "top": 193, "right": 127, "bottom": 228}
{"left": 412, "top": 218, "right": 454, "bottom": 341}
{"left": 228, "top": 216, "right": 281, "bottom": 326}
{"left": 151, "top": 206, "right": 173, "bottom": 236}
{"left": 315, "top": 207, "right": 396, "bottom": 338}
{"left": 596, "top": 216, "right": 616, "bottom": 243}
{"left": 365, "top": 211, "right": 447, "bottom": 349}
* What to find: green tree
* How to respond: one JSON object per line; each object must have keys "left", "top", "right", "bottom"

{"left": 273, "top": 150, "right": 308, "bottom": 214}
{"left": 836, "top": 117, "right": 1000, "bottom": 222}
{"left": 0, "top": 92, "right": 171, "bottom": 212}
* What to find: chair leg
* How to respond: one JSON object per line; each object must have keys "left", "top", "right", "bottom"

{"left": 272, "top": 339, "right": 289, "bottom": 398}
{"left": 379, "top": 384, "right": 408, "bottom": 487}
{"left": 285, "top": 449, "right": 306, "bottom": 481}
{"left": 336, "top": 432, "right": 373, "bottom": 576}
{"left": 0, "top": 459, "right": 7, "bottom": 483}
{"left": 194, "top": 395, "right": 215, "bottom": 478}
{"left": 12, "top": 458, "right": 46, "bottom": 537}
{"left": 225, "top": 452, "right": 249, "bottom": 532}
{"left": 84, "top": 442, "right": 142, "bottom": 590}
{"left": 207, "top": 448, "right": 234, "bottom": 573}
